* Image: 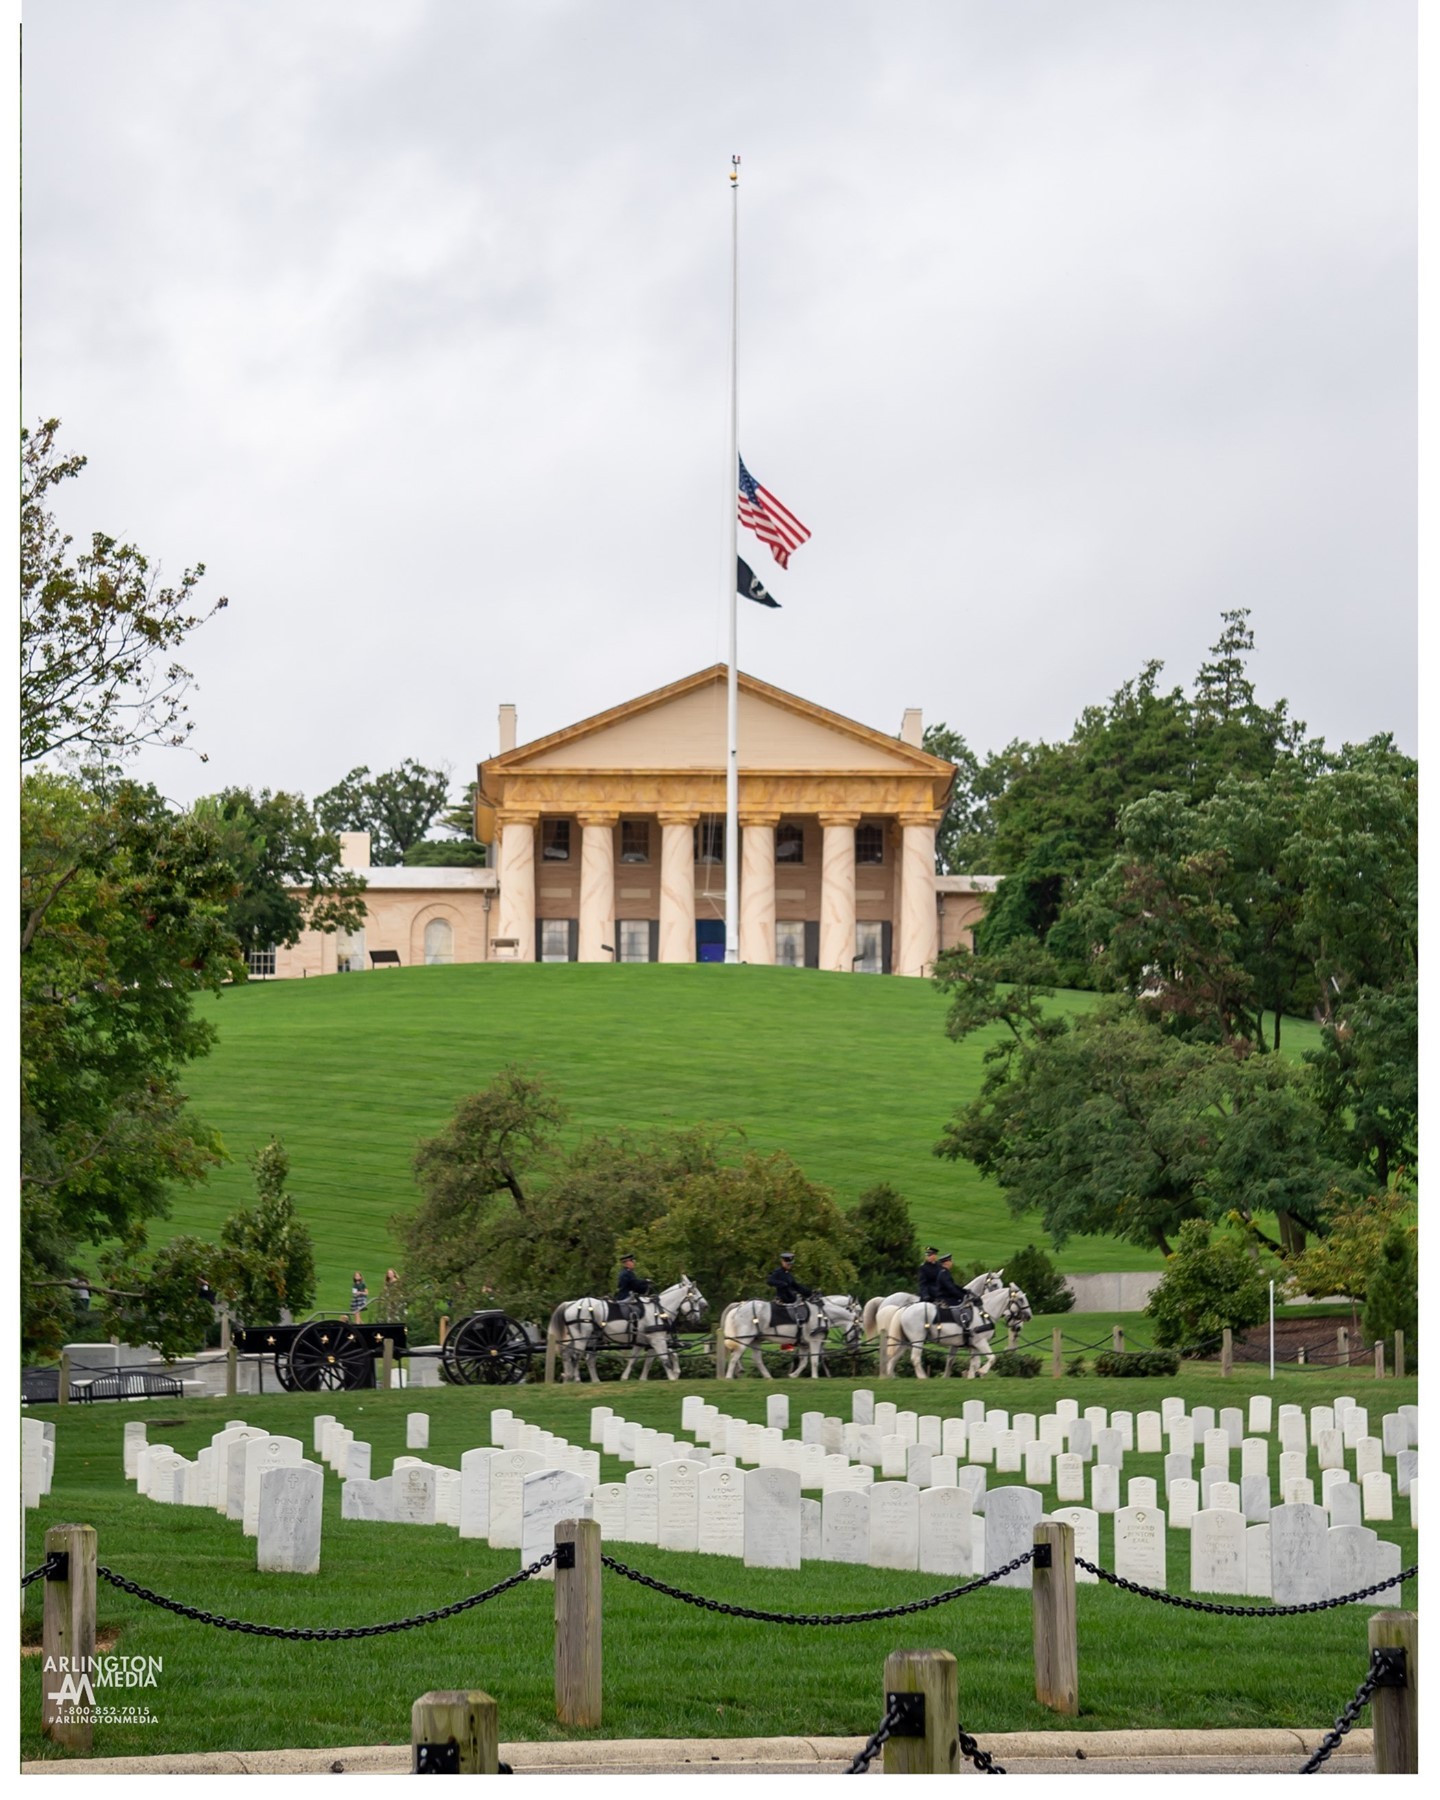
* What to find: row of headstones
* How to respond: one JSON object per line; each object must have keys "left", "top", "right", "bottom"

{"left": 121, "top": 1418, "right": 322, "bottom": 1574}
{"left": 20, "top": 1418, "right": 56, "bottom": 1510}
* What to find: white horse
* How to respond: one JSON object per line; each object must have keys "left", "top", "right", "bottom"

{"left": 884, "top": 1277, "right": 1031, "bottom": 1379}
{"left": 864, "top": 1272, "right": 1005, "bottom": 1375}
{"left": 721, "top": 1294, "right": 864, "bottom": 1378}
{"left": 548, "top": 1276, "right": 708, "bottom": 1382}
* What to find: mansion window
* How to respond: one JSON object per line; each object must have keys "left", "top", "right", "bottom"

{"left": 617, "top": 919, "right": 655, "bottom": 963}
{"left": 542, "top": 818, "right": 572, "bottom": 861}
{"left": 620, "top": 819, "right": 650, "bottom": 863}
{"left": 424, "top": 918, "right": 454, "bottom": 965}
{"left": 855, "top": 921, "right": 884, "bottom": 973}
{"left": 247, "top": 945, "right": 277, "bottom": 978}
{"left": 694, "top": 819, "right": 725, "bottom": 865}
{"left": 775, "top": 921, "right": 805, "bottom": 967}
{"left": 776, "top": 823, "right": 804, "bottom": 864}
{"left": 539, "top": 919, "right": 577, "bottom": 963}
{"left": 856, "top": 824, "right": 885, "bottom": 866}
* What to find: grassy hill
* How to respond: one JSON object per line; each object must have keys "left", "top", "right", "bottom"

{"left": 173, "top": 964, "right": 1312, "bottom": 1309}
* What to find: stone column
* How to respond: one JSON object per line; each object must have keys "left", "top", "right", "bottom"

{"left": 657, "top": 813, "right": 696, "bottom": 964}
{"left": 739, "top": 815, "right": 778, "bottom": 966}
{"left": 577, "top": 814, "right": 617, "bottom": 963}
{"left": 495, "top": 813, "right": 537, "bottom": 961}
{"left": 819, "top": 814, "right": 859, "bottom": 974}
{"left": 896, "top": 816, "right": 939, "bottom": 978}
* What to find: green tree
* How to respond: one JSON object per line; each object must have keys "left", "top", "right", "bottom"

{"left": 634, "top": 1152, "right": 858, "bottom": 1305}
{"left": 1362, "top": 1224, "right": 1418, "bottom": 1360}
{"left": 1144, "top": 1217, "right": 1276, "bottom": 1350}
{"left": 20, "top": 419, "right": 227, "bottom": 765}
{"left": 193, "top": 787, "right": 367, "bottom": 960}
{"left": 1305, "top": 983, "right": 1417, "bottom": 1189}
{"left": 1286, "top": 1190, "right": 1411, "bottom": 1340}
{"left": 844, "top": 1183, "right": 921, "bottom": 1295}
{"left": 218, "top": 1139, "right": 318, "bottom": 1323}
{"left": 923, "top": 724, "right": 1011, "bottom": 874}
{"left": 404, "top": 838, "right": 488, "bottom": 868}
{"left": 315, "top": 760, "right": 452, "bottom": 865}
{"left": 1001, "top": 1244, "right": 1073, "bottom": 1314}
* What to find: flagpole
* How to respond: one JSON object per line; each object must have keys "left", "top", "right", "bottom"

{"left": 724, "top": 153, "right": 741, "bottom": 963}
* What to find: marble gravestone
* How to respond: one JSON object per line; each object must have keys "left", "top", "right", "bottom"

{"left": 1246, "top": 1524, "right": 1272, "bottom": 1596}
{"left": 592, "top": 1482, "right": 628, "bottom": 1540}
{"left": 800, "top": 1497, "right": 822, "bottom": 1561}
{"left": 1055, "top": 1454, "right": 1085, "bottom": 1503}
{"left": 341, "top": 1476, "right": 394, "bottom": 1522}
{"left": 821, "top": 1489, "right": 870, "bottom": 1564}
{"left": 624, "top": 1468, "right": 660, "bottom": 1545}
{"left": 867, "top": 1480, "right": 920, "bottom": 1571}
{"left": 520, "top": 1469, "right": 589, "bottom": 1578}
{"left": 697, "top": 1466, "right": 746, "bottom": 1557}
{"left": 1113, "top": 1505, "right": 1166, "bottom": 1588}
{"left": 1326, "top": 1481, "right": 1363, "bottom": 1529}
{"left": 256, "top": 1462, "right": 323, "bottom": 1574}
{"left": 985, "top": 1485, "right": 1043, "bottom": 1586}
{"left": 1190, "top": 1509, "right": 1247, "bottom": 1595}
{"left": 1361, "top": 1472, "right": 1393, "bottom": 1522}
{"left": 394, "top": 1463, "right": 438, "bottom": 1527}
{"left": 1328, "top": 1524, "right": 1379, "bottom": 1605}
{"left": 743, "top": 1467, "right": 802, "bottom": 1570}
{"left": 918, "top": 1487, "right": 973, "bottom": 1575}
{"left": 1136, "top": 1411, "right": 1163, "bottom": 1455}
{"left": 406, "top": 1412, "right": 429, "bottom": 1450}
{"left": 459, "top": 1448, "right": 497, "bottom": 1539}
{"left": 852, "top": 1390, "right": 875, "bottom": 1426}
{"left": 1126, "top": 1477, "right": 1158, "bottom": 1509}
{"left": 123, "top": 1421, "right": 148, "bottom": 1479}
{"left": 1090, "top": 1464, "right": 1119, "bottom": 1514}
{"left": 1248, "top": 1395, "right": 1272, "bottom": 1435}
{"left": 1269, "top": 1502, "right": 1331, "bottom": 1605}
{"left": 1169, "top": 1478, "right": 1199, "bottom": 1530}
{"left": 488, "top": 1450, "right": 547, "bottom": 1546}
{"left": 657, "top": 1461, "right": 701, "bottom": 1553}
{"left": 243, "top": 1436, "right": 304, "bottom": 1537}
{"left": 1047, "top": 1507, "right": 1099, "bottom": 1583}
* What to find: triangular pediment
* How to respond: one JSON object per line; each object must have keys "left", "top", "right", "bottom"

{"left": 487, "top": 667, "right": 953, "bottom": 777}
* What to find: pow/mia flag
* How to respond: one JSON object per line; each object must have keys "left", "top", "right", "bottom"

{"left": 737, "top": 556, "right": 780, "bottom": 609}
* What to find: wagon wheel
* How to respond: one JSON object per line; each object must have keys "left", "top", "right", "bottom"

{"left": 448, "top": 1312, "right": 535, "bottom": 1385}
{"left": 438, "top": 1330, "right": 464, "bottom": 1386}
{"left": 273, "top": 1351, "right": 298, "bottom": 1392}
{"left": 287, "top": 1319, "right": 373, "bottom": 1392}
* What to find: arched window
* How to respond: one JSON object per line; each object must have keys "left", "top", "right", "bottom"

{"left": 424, "top": 918, "right": 454, "bottom": 965}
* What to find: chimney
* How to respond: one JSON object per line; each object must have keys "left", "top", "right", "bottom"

{"left": 338, "top": 831, "right": 371, "bottom": 870}
{"left": 899, "top": 707, "right": 923, "bottom": 747}
{"left": 498, "top": 703, "right": 517, "bottom": 752}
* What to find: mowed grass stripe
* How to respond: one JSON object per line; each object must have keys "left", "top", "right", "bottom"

{"left": 176, "top": 965, "right": 1317, "bottom": 1307}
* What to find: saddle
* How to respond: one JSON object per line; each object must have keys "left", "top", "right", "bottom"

{"left": 932, "top": 1302, "right": 974, "bottom": 1330}
{"left": 604, "top": 1299, "right": 644, "bottom": 1326}
{"left": 768, "top": 1302, "right": 805, "bottom": 1329}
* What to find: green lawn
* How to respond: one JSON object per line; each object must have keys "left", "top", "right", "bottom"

{"left": 21, "top": 1369, "right": 1415, "bottom": 1759}
{"left": 171, "top": 965, "right": 1323, "bottom": 1308}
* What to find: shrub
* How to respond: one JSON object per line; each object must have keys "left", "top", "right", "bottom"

{"left": 989, "top": 1349, "right": 1042, "bottom": 1378}
{"left": 845, "top": 1182, "right": 920, "bottom": 1296}
{"left": 1000, "top": 1243, "right": 1073, "bottom": 1314}
{"left": 1144, "top": 1217, "right": 1275, "bottom": 1350}
{"left": 1065, "top": 1353, "right": 1088, "bottom": 1378}
{"left": 1093, "top": 1349, "right": 1181, "bottom": 1378}
{"left": 1363, "top": 1224, "right": 1417, "bottom": 1360}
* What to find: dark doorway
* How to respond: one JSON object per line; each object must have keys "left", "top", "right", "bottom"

{"left": 696, "top": 919, "right": 726, "bottom": 963}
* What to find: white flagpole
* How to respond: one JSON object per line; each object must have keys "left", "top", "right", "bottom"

{"left": 724, "top": 153, "right": 741, "bottom": 963}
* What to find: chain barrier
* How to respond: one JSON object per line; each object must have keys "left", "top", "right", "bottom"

{"left": 846, "top": 1696, "right": 904, "bottom": 1773}
{"left": 598, "top": 1550, "right": 1034, "bottom": 1625}
{"left": 960, "top": 1720, "right": 1006, "bottom": 1773}
{"left": 1298, "top": 1648, "right": 1401, "bottom": 1773}
{"left": 21, "top": 1556, "right": 61, "bottom": 1590}
{"left": 1075, "top": 1557, "right": 1418, "bottom": 1617}
{"left": 89, "top": 1553, "right": 554, "bottom": 1639}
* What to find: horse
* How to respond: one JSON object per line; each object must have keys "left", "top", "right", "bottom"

{"left": 721, "top": 1293, "right": 864, "bottom": 1378}
{"left": 548, "top": 1276, "right": 708, "bottom": 1383}
{"left": 883, "top": 1277, "right": 1031, "bottom": 1379}
{"left": 864, "top": 1271, "right": 1006, "bottom": 1375}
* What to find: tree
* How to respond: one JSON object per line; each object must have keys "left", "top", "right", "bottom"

{"left": 21, "top": 419, "right": 227, "bottom": 765}
{"left": 404, "top": 838, "right": 488, "bottom": 868}
{"left": 1286, "top": 1189, "right": 1411, "bottom": 1340}
{"left": 218, "top": 1139, "right": 317, "bottom": 1323}
{"left": 844, "top": 1183, "right": 921, "bottom": 1295}
{"left": 1000, "top": 1244, "right": 1073, "bottom": 1314}
{"left": 923, "top": 724, "right": 1010, "bottom": 874}
{"left": 1305, "top": 983, "right": 1417, "bottom": 1190}
{"left": 315, "top": 761, "right": 452, "bottom": 865}
{"left": 193, "top": 787, "right": 367, "bottom": 959}
{"left": 1144, "top": 1218, "right": 1276, "bottom": 1350}
{"left": 1363, "top": 1224, "right": 1417, "bottom": 1359}
{"left": 633, "top": 1151, "right": 857, "bottom": 1304}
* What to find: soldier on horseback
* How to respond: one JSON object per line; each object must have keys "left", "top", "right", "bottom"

{"left": 916, "top": 1245, "right": 941, "bottom": 1304}
{"left": 765, "top": 1251, "right": 814, "bottom": 1321}
{"left": 615, "top": 1254, "right": 652, "bottom": 1329}
{"left": 933, "top": 1253, "right": 972, "bottom": 1329}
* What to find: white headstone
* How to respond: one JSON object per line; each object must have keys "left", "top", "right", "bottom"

{"left": 1090, "top": 1463, "right": 1119, "bottom": 1513}
{"left": 1192, "top": 1406, "right": 1216, "bottom": 1440}
{"left": 1023, "top": 1441, "right": 1053, "bottom": 1488}
{"left": 1038, "top": 1414, "right": 1065, "bottom": 1452}
{"left": 1314, "top": 1429, "right": 1344, "bottom": 1471}
{"left": 1136, "top": 1411, "right": 1163, "bottom": 1454}
{"left": 1055, "top": 1453, "right": 1085, "bottom": 1502}
{"left": 1354, "top": 1437, "right": 1383, "bottom": 1480}
{"left": 985, "top": 1485, "right": 1043, "bottom": 1585}
{"left": 767, "top": 1394, "right": 790, "bottom": 1431}
{"left": 394, "top": 1463, "right": 438, "bottom": 1526}
{"left": 1247, "top": 1395, "right": 1272, "bottom": 1435}
{"left": 1066, "top": 1420, "right": 1093, "bottom": 1462}
{"left": 1328, "top": 1523, "right": 1378, "bottom": 1604}
{"left": 967, "top": 1423, "right": 995, "bottom": 1465}
{"left": 801, "top": 1410, "right": 825, "bottom": 1445}
{"left": 404, "top": 1411, "right": 429, "bottom": 1451}
{"left": 1202, "top": 1429, "right": 1231, "bottom": 1474}
{"left": 1342, "top": 1407, "right": 1369, "bottom": 1450}
{"left": 1208, "top": 1479, "right": 1241, "bottom": 1514}
{"left": 435, "top": 1468, "right": 461, "bottom": 1527}
{"left": 1054, "top": 1398, "right": 1079, "bottom": 1424}
{"left": 1241, "top": 1438, "right": 1268, "bottom": 1481}
{"left": 1361, "top": 1470, "right": 1393, "bottom": 1521}
{"left": 918, "top": 1414, "right": 943, "bottom": 1450}
{"left": 1279, "top": 1450, "right": 1308, "bottom": 1488}
{"left": 1048, "top": 1506, "right": 1098, "bottom": 1582}
{"left": 1326, "top": 1480, "right": 1363, "bottom": 1528}
{"left": 1279, "top": 1415, "right": 1307, "bottom": 1455}
{"left": 800, "top": 1497, "right": 822, "bottom": 1560}
{"left": 1270, "top": 1501, "right": 1332, "bottom": 1602}
{"left": 743, "top": 1467, "right": 802, "bottom": 1570}
{"left": 1169, "top": 1478, "right": 1199, "bottom": 1530}
{"left": 1190, "top": 1508, "right": 1247, "bottom": 1595}
{"left": 941, "top": 1417, "right": 967, "bottom": 1458}
{"left": 489, "top": 1408, "right": 514, "bottom": 1447}
{"left": 123, "top": 1421, "right": 148, "bottom": 1479}
{"left": 488, "top": 1450, "right": 546, "bottom": 1546}
{"left": 656, "top": 1460, "right": 701, "bottom": 1552}
{"left": 624, "top": 1467, "right": 660, "bottom": 1544}
{"left": 874, "top": 1401, "right": 898, "bottom": 1434}
{"left": 1168, "top": 1418, "right": 1195, "bottom": 1457}
{"left": 244, "top": 1436, "right": 303, "bottom": 1536}
{"left": 520, "top": 1469, "right": 588, "bottom": 1577}
{"left": 1395, "top": 1451, "right": 1416, "bottom": 1497}
{"left": 1246, "top": 1523, "right": 1272, "bottom": 1596}
{"left": 697, "top": 1466, "right": 746, "bottom": 1557}
{"left": 592, "top": 1404, "right": 616, "bottom": 1442}
{"left": 1241, "top": 1475, "right": 1272, "bottom": 1522}
{"left": 918, "top": 1486, "right": 974, "bottom": 1575}
{"left": 1014, "top": 1412, "right": 1039, "bottom": 1446}
{"left": 905, "top": 1446, "right": 934, "bottom": 1487}
{"left": 1095, "top": 1429, "right": 1123, "bottom": 1468}
{"left": 852, "top": 1389, "right": 875, "bottom": 1425}
{"left": 256, "top": 1462, "right": 323, "bottom": 1574}
{"left": 1113, "top": 1505, "right": 1166, "bottom": 1587}
{"left": 1283, "top": 1477, "right": 1316, "bottom": 1506}
{"left": 822, "top": 1487, "right": 871, "bottom": 1564}
{"left": 1309, "top": 1405, "right": 1336, "bottom": 1444}
{"left": 458, "top": 1448, "right": 497, "bottom": 1539}
{"left": 312, "top": 1414, "right": 335, "bottom": 1453}
{"left": 1126, "top": 1476, "right": 1158, "bottom": 1509}
{"left": 592, "top": 1481, "right": 627, "bottom": 1539}
{"left": 880, "top": 1434, "right": 908, "bottom": 1478}
{"left": 868, "top": 1479, "right": 920, "bottom": 1571}
{"left": 341, "top": 1475, "right": 394, "bottom": 1521}
{"left": 1219, "top": 1407, "right": 1244, "bottom": 1448}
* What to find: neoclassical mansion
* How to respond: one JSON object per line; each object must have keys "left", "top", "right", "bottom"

{"left": 267, "top": 667, "right": 995, "bottom": 979}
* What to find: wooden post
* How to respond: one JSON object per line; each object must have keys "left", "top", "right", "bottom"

{"left": 41, "top": 1523, "right": 97, "bottom": 1751}
{"left": 225, "top": 1343, "right": 237, "bottom": 1398}
{"left": 1031, "top": 1520, "right": 1078, "bottom": 1716}
{"left": 1220, "top": 1327, "right": 1233, "bottom": 1377}
{"left": 1051, "top": 1328, "right": 1062, "bottom": 1378}
{"left": 218, "top": 1303, "right": 231, "bottom": 1353}
{"left": 554, "top": 1517, "right": 602, "bottom": 1726}
{"left": 1368, "top": 1611, "right": 1417, "bottom": 1774}
{"left": 881, "top": 1649, "right": 960, "bottom": 1775}
{"left": 1395, "top": 1330, "right": 1406, "bottom": 1379}
{"left": 57, "top": 1350, "right": 71, "bottom": 1407}
{"left": 1111, "top": 1325, "right": 1124, "bottom": 1355}
{"left": 1337, "top": 1325, "right": 1349, "bottom": 1365}
{"left": 380, "top": 1337, "right": 394, "bottom": 1393}
{"left": 411, "top": 1690, "right": 498, "bottom": 1774}
{"left": 1374, "top": 1339, "right": 1385, "bottom": 1380}
{"left": 439, "top": 1314, "right": 450, "bottom": 1347}
{"left": 543, "top": 1332, "right": 558, "bottom": 1385}
{"left": 714, "top": 1327, "right": 726, "bottom": 1380}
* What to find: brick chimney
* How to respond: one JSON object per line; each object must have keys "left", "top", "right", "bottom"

{"left": 498, "top": 703, "right": 517, "bottom": 752}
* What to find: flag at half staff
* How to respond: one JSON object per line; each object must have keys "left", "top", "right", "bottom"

{"left": 737, "top": 556, "right": 780, "bottom": 608}
{"left": 738, "top": 455, "right": 810, "bottom": 569}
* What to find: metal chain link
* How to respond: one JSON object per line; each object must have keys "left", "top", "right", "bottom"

{"left": 91, "top": 1553, "right": 553, "bottom": 1639}
{"left": 959, "top": 1720, "right": 1006, "bottom": 1774}
{"left": 846, "top": 1697, "right": 903, "bottom": 1773}
{"left": 1075, "top": 1557, "right": 1417, "bottom": 1616}
{"left": 598, "top": 1550, "right": 1034, "bottom": 1625}
{"left": 21, "top": 1556, "right": 61, "bottom": 1590}
{"left": 1299, "top": 1656, "right": 1386, "bottom": 1774}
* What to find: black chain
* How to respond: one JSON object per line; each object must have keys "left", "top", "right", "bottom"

{"left": 960, "top": 1720, "right": 1006, "bottom": 1773}
{"left": 21, "top": 1556, "right": 61, "bottom": 1590}
{"left": 91, "top": 1554, "right": 553, "bottom": 1639}
{"left": 1074, "top": 1557, "right": 1417, "bottom": 1617}
{"left": 846, "top": 1697, "right": 903, "bottom": 1773}
{"left": 1298, "top": 1655, "right": 1387, "bottom": 1773}
{"left": 599, "top": 1550, "right": 1034, "bottom": 1625}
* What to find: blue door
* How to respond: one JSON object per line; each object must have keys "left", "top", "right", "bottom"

{"left": 696, "top": 920, "right": 726, "bottom": 963}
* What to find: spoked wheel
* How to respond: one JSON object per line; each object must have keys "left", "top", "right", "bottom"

{"left": 273, "top": 1351, "right": 298, "bottom": 1392}
{"left": 287, "top": 1319, "right": 373, "bottom": 1392}
{"left": 447, "top": 1312, "right": 537, "bottom": 1385}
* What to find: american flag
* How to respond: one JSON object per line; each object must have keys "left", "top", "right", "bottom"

{"left": 738, "top": 456, "right": 810, "bottom": 569}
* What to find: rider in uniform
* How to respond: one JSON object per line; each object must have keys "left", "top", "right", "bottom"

{"left": 933, "top": 1253, "right": 968, "bottom": 1322}
{"left": 766, "top": 1251, "right": 813, "bottom": 1320}
{"left": 916, "top": 1245, "right": 941, "bottom": 1304}
{"left": 615, "top": 1254, "right": 651, "bottom": 1326}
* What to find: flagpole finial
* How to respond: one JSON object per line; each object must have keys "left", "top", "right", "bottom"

{"left": 730, "top": 154, "right": 740, "bottom": 185}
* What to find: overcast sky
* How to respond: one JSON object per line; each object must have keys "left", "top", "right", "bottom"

{"left": 22, "top": 0, "right": 1416, "bottom": 811}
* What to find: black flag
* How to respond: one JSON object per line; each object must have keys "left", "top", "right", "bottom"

{"left": 738, "top": 556, "right": 780, "bottom": 609}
